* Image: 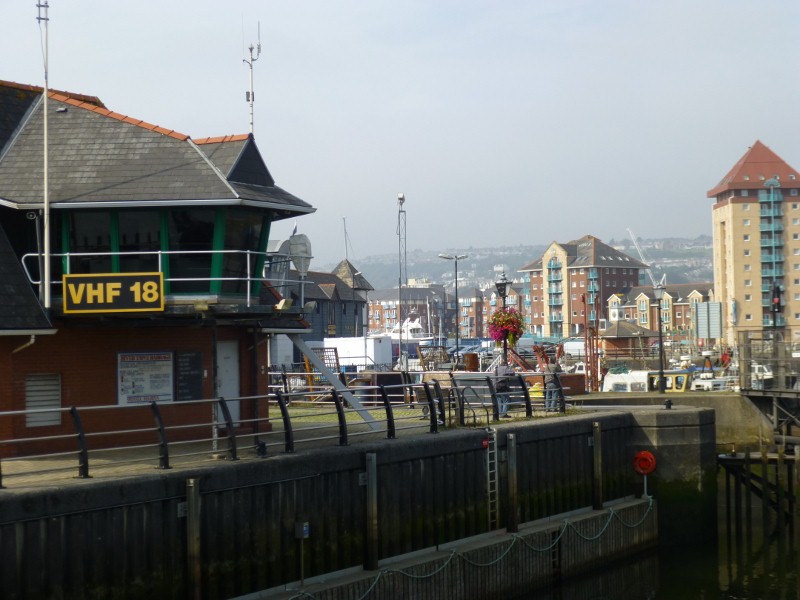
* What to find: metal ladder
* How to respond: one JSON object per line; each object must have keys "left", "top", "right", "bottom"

{"left": 485, "top": 427, "right": 499, "bottom": 529}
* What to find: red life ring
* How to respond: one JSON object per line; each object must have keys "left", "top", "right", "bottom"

{"left": 633, "top": 450, "right": 656, "bottom": 475}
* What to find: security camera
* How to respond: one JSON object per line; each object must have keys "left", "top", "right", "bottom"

{"left": 26, "top": 212, "right": 37, "bottom": 220}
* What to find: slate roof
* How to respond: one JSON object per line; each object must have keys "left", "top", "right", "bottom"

{"left": 600, "top": 320, "right": 656, "bottom": 339}
{"left": 331, "top": 259, "right": 374, "bottom": 291}
{"left": 617, "top": 283, "right": 713, "bottom": 304}
{"left": 707, "top": 140, "right": 800, "bottom": 197}
{"left": 0, "top": 224, "right": 53, "bottom": 333}
{"left": 291, "top": 270, "right": 362, "bottom": 302}
{"left": 0, "top": 81, "right": 314, "bottom": 220}
{"left": 519, "top": 235, "right": 646, "bottom": 272}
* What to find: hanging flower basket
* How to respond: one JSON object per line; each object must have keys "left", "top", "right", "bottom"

{"left": 487, "top": 308, "right": 525, "bottom": 346}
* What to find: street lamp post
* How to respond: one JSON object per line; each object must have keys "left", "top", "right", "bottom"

{"left": 653, "top": 283, "right": 667, "bottom": 400}
{"left": 495, "top": 272, "right": 511, "bottom": 364}
{"left": 439, "top": 253, "right": 467, "bottom": 367}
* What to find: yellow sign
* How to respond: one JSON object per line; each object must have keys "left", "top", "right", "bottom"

{"left": 63, "top": 273, "right": 165, "bottom": 314}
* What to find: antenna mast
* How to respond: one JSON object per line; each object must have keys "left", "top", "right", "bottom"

{"left": 37, "top": 1, "right": 51, "bottom": 310}
{"left": 243, "top": 22, "right": 261, "bottom": 134}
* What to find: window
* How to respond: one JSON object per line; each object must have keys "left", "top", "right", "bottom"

{"left": 572, "top": 281, "right": 577, "bottom": 288}
{"left": 743, "top": 219, "right": 750, "bottom": 226}
{"left": 744, "top": 279, "right": 752, "bottom": 287}
{"left": 745, "top": 314, "right": 752, "bottom": 321}
{"left": 744, "top": 264, "right": 751, "bottom": 271}
{"left": 743, "top": 202, "right": 750, "bottom": 209}
{"left": 743, "top": 249, "right": 750, "bottom": 256}
{"left": 743, "top": 234, "right": 750, "bottom": 241}
{"left": 744, "top": 294, "right": 751, "bottom": 302}
{"left": 742, "top": 191, "right": 749, "bottom": 197}
{"left": 794, "top": 218, "right": 800, "bottom": 226}
{"left": 25, "top": 374, "right": 61, "bottom": 427}
{"left": 792, "top": 190, "right": 799, "bottom": 197}
{"left": 580, "top": 281, "right": 585, "bottom": 287}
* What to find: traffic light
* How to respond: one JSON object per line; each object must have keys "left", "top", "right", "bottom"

{"left": 772, "top": 284, "right": 782, "bottom": 313}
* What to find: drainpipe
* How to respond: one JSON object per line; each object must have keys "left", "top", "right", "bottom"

{"left": 12, "top": 335, "right": 36, "bottom": 354}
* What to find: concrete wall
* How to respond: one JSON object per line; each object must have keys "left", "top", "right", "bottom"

{"left": 580, "top": 392, "right": 772, "bottom": 447}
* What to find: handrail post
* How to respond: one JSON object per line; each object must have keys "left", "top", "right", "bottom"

{"left": 449, "top": 373, "right": 466, "bottom": 426}
{"left": 69, "top": 406, "right": 91, "bottom": 478}
{"left": 330, "top": 389, "right": 350, "bottom": 446}
{"left": 281, "top": 366, "right": 289, "bottom": 394}
{"left": 216, "top": 397, "right": 239, "bottom": 461}
{"left": 421, "top": 382, "right": 439, "bottom": 433}
{"left": 487, "top": 377, "right": 500, "bottom": 422}
{"left": 379, "top": 385, "right": 396, "bottom": 439}
{"left": 516, "top": 374, "right": 533, "bottom": 417}
{"left": 149, "top": 401, "right": 171, "bottom": 470}
{"left": 275, "top": 390, "right": 295, "bottom": 453}
{"left": 431, "top": 379, "right": 447, "bottom": 426}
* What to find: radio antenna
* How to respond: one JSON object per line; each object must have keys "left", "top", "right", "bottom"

{"left": 243, "top": 22, "right": 261, "bottom": 134}
{"left": 36, "top": 1, "right": 51, "bottom": 310}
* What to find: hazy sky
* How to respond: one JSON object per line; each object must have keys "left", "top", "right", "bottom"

{"left": 4, "top": 1, "right": 800, "bottom": 267}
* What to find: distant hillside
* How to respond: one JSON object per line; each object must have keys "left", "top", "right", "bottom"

{"left": 317, "top": 236, "right": 713, "bottom": 291}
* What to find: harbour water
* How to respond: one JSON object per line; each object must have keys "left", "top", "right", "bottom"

{"left": 516, "top": 471, "right": 799, "bottom": 599}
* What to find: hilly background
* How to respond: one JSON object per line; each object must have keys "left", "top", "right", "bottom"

{"left": 318, "top": 235, "right": 714, "bottom": 291}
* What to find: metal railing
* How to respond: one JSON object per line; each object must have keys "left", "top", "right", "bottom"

{"left": 0, "top": 379, "right": 451, "bottom": 489}
{"left": 21, "top": 249, "right": 301, "bottom": 308}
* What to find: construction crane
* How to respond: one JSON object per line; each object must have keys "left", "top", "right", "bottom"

{"left": 627, "top": 228, "right": 665, "bottom": 288}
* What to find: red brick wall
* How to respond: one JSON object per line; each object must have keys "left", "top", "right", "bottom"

{"left": 0, "top": 323, "right": 271, "bottom": 456}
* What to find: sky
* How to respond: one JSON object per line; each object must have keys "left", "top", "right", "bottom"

{"left": 3, "top": 1, "right": 800, "bottom": 267}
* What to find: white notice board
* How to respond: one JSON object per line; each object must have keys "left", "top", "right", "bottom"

{"left": 117, "top": 352, "right": 174, "bottom": 404}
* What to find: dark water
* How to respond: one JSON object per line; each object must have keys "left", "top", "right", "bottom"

{"left": 517, "top": 473, "right": 800, "bottom": 599}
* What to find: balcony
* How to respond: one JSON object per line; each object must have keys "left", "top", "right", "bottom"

{"left": 760, "top": 237, "right": 784, "bottom": 248}
{"left": 548, "top": 297, "right": 562, "bottom": 307}
{"left": 759, "top": 222, "right": 784, "bottom": 233}
{"left": 22, "top": 248, "right": 304, "bottom": 313}
{"left": 588, "top": 269, "right": 598, "bottom": 279}
{"left": 760, "top": 207, "right": 784, "bottom": 217}
{"left": 761, "top": 267, "right": 785, "bottom": 278}
{"left": 549, "top": 313, "right": 563, "bottom": 322}
{"left": 760, "top": 252, "right": 784, "bottom": 263}
{"left": 762, "top": 315, "right": 786, "bottom": 327}
{"left": 547, "top": 272, "right": 563, "bottom": 282}
{"left": 587, "top": 283, "right": 599, "bottom": 292}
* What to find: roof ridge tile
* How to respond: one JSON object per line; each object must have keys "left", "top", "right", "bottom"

{"left": 53, "top": 94, "right": 189, "bottom": 141}
{"left": 194, "top": 134, "right": 250, "bottom": 145}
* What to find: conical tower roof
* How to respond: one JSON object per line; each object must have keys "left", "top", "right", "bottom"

{"left": 707, "top": 140, "right": 800, "bottom": 197}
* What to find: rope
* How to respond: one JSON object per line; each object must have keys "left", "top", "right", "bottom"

{"left": 283, "top": 500, "right": 655, "bottom": 599}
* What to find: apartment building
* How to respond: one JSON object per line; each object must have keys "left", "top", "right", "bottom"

{"left": 708, "top": 141, "right": 800, "bottom": 346}
{"left": 519, "top": 235, "right": 646, "bottom": 338}
{"left": 607, "top": 283, "right": 714, "bottom": 344}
